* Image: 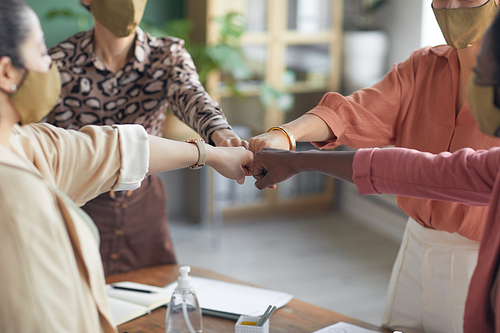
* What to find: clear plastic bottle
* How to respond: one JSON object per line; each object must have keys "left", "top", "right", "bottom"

{"left": 165, "top": 266, "right": 203, "bottom": 333}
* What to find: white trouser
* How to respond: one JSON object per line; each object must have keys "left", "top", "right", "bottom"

{"left": 382, "top": 218, "right": 479, "bottom": 333}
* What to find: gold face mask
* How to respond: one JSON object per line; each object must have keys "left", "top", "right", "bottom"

{"left": 433, "top": 0, "right": 498, "bottom": 49}
{"left": 91, "top": 0, "right": 148, "bottom": 38}
{"left": 467, "top": 73, "right": 500, "bottom": 136}
{"left": 11, "top": 62, "right": 61, "bottom": 125}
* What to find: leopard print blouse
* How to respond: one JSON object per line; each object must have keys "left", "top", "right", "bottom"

{"left": 46, "top": 27, "right": 232, "bottom": 142}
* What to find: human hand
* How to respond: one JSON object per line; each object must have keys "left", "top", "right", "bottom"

{"left": 206, "top": 145, "right": 253, "bottom": 185}
{"left": 249, "top": 130, "right": 290, "bottom": 155}
{"left": 253, "top": 147, "right": 299, "bottom": 190}
{"left": 211, "top": 129, "right": 249, "bottom": 149}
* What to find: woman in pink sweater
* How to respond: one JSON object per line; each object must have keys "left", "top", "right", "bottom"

{"left": 253, "top": 11, "right": 500, "bottom": 332}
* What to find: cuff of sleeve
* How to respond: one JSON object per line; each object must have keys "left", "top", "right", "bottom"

{"left": 352, "top": 148, "right": 381, "bottom": 195}
{"left": 112, "top": 124, "right": 150, "bottom": 191}
{"left": 307, "top": 106, "right": 344, "bottom": 150}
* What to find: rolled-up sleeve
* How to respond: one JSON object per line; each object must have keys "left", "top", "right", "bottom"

{"left": 307, "top": 49, "right": 420, "bottom": 150}
{"left": 112, "top": 124, "right": 149, "bottom": 191}
{"left": 16, "top": 123, "right": 149, "bottom": 206}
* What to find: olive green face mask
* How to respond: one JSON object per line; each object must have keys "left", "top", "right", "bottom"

{"left": 467, "top": 73, "right": 500, "bottom": 136}
{"left": 433, "top": 0, "right": 498, "bottom": 49}
{"left": 90, "top": 0, "right": 148, "bottom": 38}
{"left": 10, "top": 62, "right": 61, "bottom": 125}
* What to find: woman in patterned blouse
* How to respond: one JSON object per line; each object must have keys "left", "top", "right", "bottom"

{"left": 46, "top": 0, "right": 248, "bottom": 275}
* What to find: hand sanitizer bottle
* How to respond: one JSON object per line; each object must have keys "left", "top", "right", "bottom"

{"left": 165, "top": 266, "right": 203, "bottom": 333}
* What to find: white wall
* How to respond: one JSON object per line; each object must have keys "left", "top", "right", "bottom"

{"left": 377, "top": 1, "right": 424, "bottom": 68}
{"left": 420, "top": 0, "right": 447, "bottom": 47}
{"left": 376, "top": 0, "right": 446, "bottom": 69}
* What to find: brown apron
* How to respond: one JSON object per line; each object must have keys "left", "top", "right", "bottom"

{"left": 82, "top": 174, "right": 176, "bottom": 276}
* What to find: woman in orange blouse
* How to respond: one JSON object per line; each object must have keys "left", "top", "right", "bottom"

{"left": 250, "top": 1, "right": 500, "bottom": 332}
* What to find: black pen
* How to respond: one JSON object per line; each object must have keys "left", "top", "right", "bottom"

{"left": 111, "top": 285, "right": 156, "bottom": 293}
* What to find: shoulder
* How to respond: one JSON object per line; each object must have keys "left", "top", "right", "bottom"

{"left": 144, "top": 31, "right": 187, "bottom": 57}
{"left": 49, "top": 30, "right": 93, "bottom": 67}
{"left": 391, "top": 45, "right": 457, "bottom": 76}
{"left": 409, "top": 45, "right": 456, "bottom": 64}
{"left": 14, "top": 123, "right": 74, "bottom": 148}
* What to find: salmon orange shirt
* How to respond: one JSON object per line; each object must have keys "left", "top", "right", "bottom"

{"left": 308, "top": 45, "right": 500, "bottom": 241}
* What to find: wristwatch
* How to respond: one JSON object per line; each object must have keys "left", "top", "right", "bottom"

{"left": 186, "top": 139, "right": 207, "bottom": 169}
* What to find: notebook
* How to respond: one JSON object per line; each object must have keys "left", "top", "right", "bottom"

{"left": 105, "top": 281, "right": 173, "bottom": 326}
{"left": 163, "top": 276, "right": 294, "bottom": 320}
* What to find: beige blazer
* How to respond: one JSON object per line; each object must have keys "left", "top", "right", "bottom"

{"left": 0, "top": 123, "right": 141, "bottom": 333}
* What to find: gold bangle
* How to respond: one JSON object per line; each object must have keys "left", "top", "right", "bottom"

{"left": 267, "top": 126, "right": 296, "bottom": 151}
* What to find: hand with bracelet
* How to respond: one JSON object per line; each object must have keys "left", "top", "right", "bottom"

{"left": 247, "top": 127, "right": 291, "bottom": 189}
{"left": 248, "top": 114, "right": 335, "bottom": 155}
{"left": 248, "top": 126, "right": 294, "bottom": 154}
{"left": 249, "top": 114, "right": 335, "bottom": 188}
{"left": 148, "top": 136, "right": 253, "bottom": 185}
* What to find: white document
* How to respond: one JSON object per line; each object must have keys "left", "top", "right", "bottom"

{"left": 313, "top": 322, "right": 382, "bottom": 333}
{"left": 164, "top": 276, "right": 293, "bottom": 316}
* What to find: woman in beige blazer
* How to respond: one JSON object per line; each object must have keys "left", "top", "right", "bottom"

{"left": 0, "top": 1, "right": 253, "bottom": 332}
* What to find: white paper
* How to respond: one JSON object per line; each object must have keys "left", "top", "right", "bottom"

{"left": 163, "top": 276, "right": 293, "bottom": 316}
{"left": 312, "top": 322, "right": 381, "bottom": 333}
{"left": 107, "top": 297, "right": 150, "bottom": 326}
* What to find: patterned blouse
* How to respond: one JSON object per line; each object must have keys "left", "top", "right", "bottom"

{"left": 47, "top": 27, "right": 231, "bottom": 141}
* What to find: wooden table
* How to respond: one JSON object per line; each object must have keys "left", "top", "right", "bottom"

{"left": 106, "top": 265, "right": 391, "bottom": 333}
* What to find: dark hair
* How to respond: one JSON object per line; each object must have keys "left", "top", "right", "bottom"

{"left": 0, "top": 0, "right": 30, "bottom": 68}
{"left": 492, "top": 11, "right": 500, "bottom": 83}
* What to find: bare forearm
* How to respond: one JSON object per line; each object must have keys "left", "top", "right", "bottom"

{"left": 148, "top": 135, "right": 253, "bottom": 183}
{"left": 253, "top": 148, "right": 355, "bottom": 189}
{"left": 284, "top": 114, "right": 336, "bottom": 142}
{"left": 148, "top": 135, "right": 201, "bottom": 174}
{"left": 249, "top": 114, "right": 335, "bottom": 154}
{"left": 293, "top": 150, "right": 355, "bottom": 183}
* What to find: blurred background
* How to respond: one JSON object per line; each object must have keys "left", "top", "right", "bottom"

{"left": 27, "top": 0, "right": 445, "bottom": 326}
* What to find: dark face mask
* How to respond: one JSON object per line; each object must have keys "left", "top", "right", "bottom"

{"left": 91, "top": 0, "right": 148, "bottom": 37}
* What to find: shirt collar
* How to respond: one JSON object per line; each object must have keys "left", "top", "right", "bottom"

{"left": 428, "top": 44, "right": 457, "bottom": 59}
{"left": 80, "top": 27, "right": 152, "bottom": 73}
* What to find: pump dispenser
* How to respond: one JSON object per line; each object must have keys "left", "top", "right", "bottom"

{"left": 165, "top": 266, "right": 203, "bottom": 333}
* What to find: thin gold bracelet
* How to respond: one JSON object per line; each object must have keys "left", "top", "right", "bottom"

{"left": 267, "top": 126, "right": 296, "bottom": 151}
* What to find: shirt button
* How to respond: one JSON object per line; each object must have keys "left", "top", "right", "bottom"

{"left": 121, "top": 203, "right": 127, "bottom": 209}
{"left": 110, "top": 253, "right": 119, "bottom": 260}
{"left": 115, "top": 229, "right": 124, "bottom": 235}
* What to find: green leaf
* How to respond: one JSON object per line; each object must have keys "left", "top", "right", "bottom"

{"left": 214, "top": 12, "right": 247, "bottom": 45}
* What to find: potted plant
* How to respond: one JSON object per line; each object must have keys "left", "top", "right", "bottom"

{"left": 343, "top": 0, "right": 390, "bottom": 93}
